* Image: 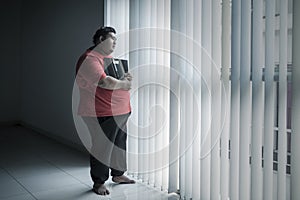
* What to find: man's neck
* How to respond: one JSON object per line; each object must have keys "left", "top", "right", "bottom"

{"left": 93, "top": 45, "right": 110, "bottom": 56}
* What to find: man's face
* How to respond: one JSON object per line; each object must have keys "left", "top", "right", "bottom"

{"left": 100, "top": 32, "right": 117, "bottom": 55}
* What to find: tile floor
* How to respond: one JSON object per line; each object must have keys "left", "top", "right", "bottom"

{"left": 0, "top": 125, "right": 179, "bottom": 200}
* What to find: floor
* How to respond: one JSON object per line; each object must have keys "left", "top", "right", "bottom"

{"left": 0, "top": 125, "right": 179, "bottom": 200}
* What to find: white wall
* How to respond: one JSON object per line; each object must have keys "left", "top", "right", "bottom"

{"left": 19, "top": 0, "right": 104, "bottom": 148}
{"left": 0, "top": 1, "right": 22, "bottom": 123}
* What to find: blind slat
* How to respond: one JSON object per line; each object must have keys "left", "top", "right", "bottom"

{"left": 230, "top": 0, "right": 241, "bottom": 199}
{"left": 263, "top": 0, "right": 276, "bottom": 199}
{"left": 211, "top": 0, "right": 222, "bottom": 199}
{"left": 277, "top": 0, "right": 288, "bottom": 199}
{"left": 291, "top": 0, "right": 300, "bottom": 199}
{"left": 221, "top": 0, "right": 231, "bottom": 199}
{"left": 251, "top": 0, "right": 264, "bottom": 199}
{"left": 239, "top": 0, "right": 252, "bottom": 199}
{"left": 200, "top": 0, "right": 212, "bottom": 199}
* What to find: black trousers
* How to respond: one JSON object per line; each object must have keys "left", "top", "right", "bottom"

{"left": 83, "top": 113, "right": 130, "bottom": 184}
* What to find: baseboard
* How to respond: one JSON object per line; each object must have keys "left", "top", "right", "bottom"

{"left": 0, "top": 120, "right": 22, "bottom": 127}
{"left": 18, "top": 121, "right": 88, "bottom": 154}
{"left": 0, "top": 120, "right": 20, "bottom": 126}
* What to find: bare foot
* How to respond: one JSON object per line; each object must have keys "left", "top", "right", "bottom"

{"left": 112, "top": 175, "right": 136, "bottom": 184}
{"left": 93, "top": 183, "right": 110, "bottom": 195}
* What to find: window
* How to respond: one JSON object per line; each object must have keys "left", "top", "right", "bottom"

{"left": 104, "top": 0, "right": 293, "bottom": 199}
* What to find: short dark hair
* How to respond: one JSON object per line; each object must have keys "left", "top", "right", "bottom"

{"left": 93, "top": 26, "right": 116, "bottom": 45}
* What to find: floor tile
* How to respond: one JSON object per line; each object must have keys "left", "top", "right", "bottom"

{"left": 0, "top": 179, "right": 28, "bottom": 199}
{"left": 0, "top": 168, "right": 14, "bottom": 183}
{"left": 33, "top": 183, "right": 105, "bottom": 200}
{"left": 0, "top": 194, "right": 36, "bottom": 200}
{"left": 0, "top": 126, "right": 179, "bottom": 200}
{"left": 17, "top": 172, "right": 81, "bottom": 193}
{"left": 2, "top": 158, "right": 62, "bottom": 179}
{"left": 61, "top": 166, "right": 91, "bottom": 183}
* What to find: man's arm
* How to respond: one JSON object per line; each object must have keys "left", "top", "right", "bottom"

{"left": 97, "top": 76, "right": 132, "bottom": 90}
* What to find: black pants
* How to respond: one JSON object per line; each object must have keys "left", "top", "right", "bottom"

{"left": 83, "top": 113, "right": 130, "bottom": 184}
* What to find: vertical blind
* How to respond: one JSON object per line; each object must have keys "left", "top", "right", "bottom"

{"left": 104, "top": 0, "right": 296, "bottom": 199}
{"left": 263, "top": 0, "right": 276, "bottom": 199}
{"left": 291, "top": 1, "right": 300, "bottom": 200}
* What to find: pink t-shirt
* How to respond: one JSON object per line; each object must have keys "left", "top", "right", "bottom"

{"left": 76, "top": 49, "right": 131, "bottom": 117}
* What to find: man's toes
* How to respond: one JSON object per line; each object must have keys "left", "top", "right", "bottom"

{"left": 93, "top": 184, "right": 110, "bottom": 195}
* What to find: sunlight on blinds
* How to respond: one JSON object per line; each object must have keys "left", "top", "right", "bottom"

{"left": 104, "top": 0, "right": 294, "bottom": 199}
{"left": 105, "top": 0, "right": 171, "bottom": 192}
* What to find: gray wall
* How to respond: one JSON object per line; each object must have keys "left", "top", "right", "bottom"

{"left": 0, "top": 1, "right": 22, "bottom": 123}
{"left": 1, "top": 0, "right": 104, "bottom": 148}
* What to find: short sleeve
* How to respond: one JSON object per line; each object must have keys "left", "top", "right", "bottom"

{"left": 76, "top": 55, "right": 106, "bottom": 92}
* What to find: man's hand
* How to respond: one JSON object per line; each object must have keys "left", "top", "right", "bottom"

{"left": 122, "top": 78, "right": 132, "bottom": 90}
{"left": 124, "top": 73, "right": 133, "bottom": 81}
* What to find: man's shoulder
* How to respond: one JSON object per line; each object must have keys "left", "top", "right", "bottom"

{"left": 85, "top": 52, "right": 104, "bottom": 66}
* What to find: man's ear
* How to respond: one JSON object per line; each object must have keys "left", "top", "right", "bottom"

{"left": 99, "top": 36, "right": 105, "bottom": 42}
